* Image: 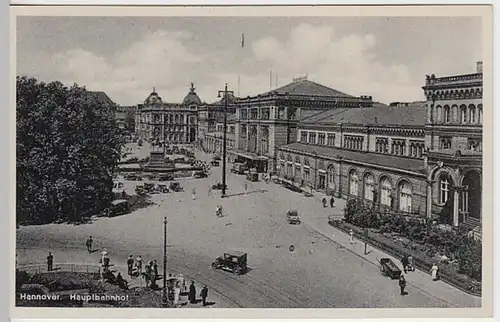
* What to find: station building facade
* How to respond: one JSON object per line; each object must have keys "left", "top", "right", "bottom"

{"left": 277, "top": 63, "right": 483, "bottom": 230}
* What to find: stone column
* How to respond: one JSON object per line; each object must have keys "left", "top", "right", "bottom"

{"left": 426, "top": 180, "right": 433, "bottom": 218}
{"left": 453, "top": 187, "right": 460, "bottom": 226}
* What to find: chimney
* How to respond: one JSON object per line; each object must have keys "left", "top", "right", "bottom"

{"left": 476, "top": 61, "right": 483, "bottom": 73}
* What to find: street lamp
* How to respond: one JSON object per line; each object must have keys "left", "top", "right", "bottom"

{"left": 162, "top": 216, "right": 168, "bottom": 307}
{"left": 218, "top": 83, "right": 234, "bottom": 198}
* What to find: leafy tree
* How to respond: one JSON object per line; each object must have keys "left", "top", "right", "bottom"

{"left": 16, "top": 76, "right": 123, "bottom": 224}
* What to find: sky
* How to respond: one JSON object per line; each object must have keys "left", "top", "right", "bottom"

{"left": 17, "top": 16, "right": 482, "bottom": 105}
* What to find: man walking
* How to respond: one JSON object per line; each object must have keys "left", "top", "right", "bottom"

{"left": 136, "top": 254, "right": 143, "bottom": 274}
{"left": 330, "top": 195, "right": 335, "bottom": 208}
{"left": 401, "top": 255, "right": 409, "bottom": 274}
{"left": 399, "top": 275, "right": 407, "bottom": 296}
{"left": 85, "top": 236, "right": 93, "bottom": 253}
{"left": 188, "top": 281, "right": 196, "bottom": 304}
{"left": 47, "top": 252, "right": 53, "bottom": 271}
{"left": 200, "top": 285, "right": 209, "bottom": 306}
{"left": 349, "top": 229, "right": 355, "bottom": 244}
{"left": 244, "top": 182, "right": 248, "bottom": 197}
{"left": 192, "top": 188, "right": 196, "bottom": 200}
{"left": 127, "top": 255, "right": 134, "bottom": 276}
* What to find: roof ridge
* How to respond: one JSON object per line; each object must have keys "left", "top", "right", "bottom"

{"left": 305, "top": 80, "right": 352, "bottom": 97}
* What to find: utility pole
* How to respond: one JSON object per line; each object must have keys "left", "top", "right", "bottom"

{"left": 163, "top": 216, "right": 168, "bottom": 307}
{"left": 218, "top": 84, "right": 234, "bottom": 198}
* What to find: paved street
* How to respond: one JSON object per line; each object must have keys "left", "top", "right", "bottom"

{"left": 16, "top": 147, "right": 480, "bottom": 308}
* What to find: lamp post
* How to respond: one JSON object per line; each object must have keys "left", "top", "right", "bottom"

{"left": 162, "top": 216, "right": 168, "bottom": 307}
{"left": 218, "top": 83, "right": 234, "bottom": 198}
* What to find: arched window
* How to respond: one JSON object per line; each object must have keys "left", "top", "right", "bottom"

{"left": 279, "top": 152, "right": 285, "bottom": 160}
{"left": 469, "top": 105, "right": 476, "bottom": 123}
{"left": 327, "top": 165, "right": 335, "bottom": 188}
{"left": 439, "top": 174, "right": 451, "bottom": 204}
{"left": 435, "top": 105, "right": 442, "bottom": 122}
{"left": 380, "top": 177, "right": 392, "bottom": 207}
{"left": 294, "top": 156, "right": 301, "bottom": 164}
{"left": 364, "top": 173, "right": 375, "bottom": 201}
{"left": 443, "top": 106, "right": 451, "bottom": 123}
{"left": 478, "top": 105, "right": 483, "bottom": 124}
{"left": 460, "top": 105, "right": 467, "bottom": 123}
{"left": 304, "top": 158, "right": 310, "bottom": 167}
{"left": 399, "top": 181, "right": 412, "bottom": 213}
{"left": 349, "top": 170, "right": 359, "bottom": 196}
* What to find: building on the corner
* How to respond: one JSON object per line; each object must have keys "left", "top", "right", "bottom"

{"left": 230, "top": 76, "right": 374, "bottom": 173}
{"left": 197, "top": 93, "right": 237, "bottom": 147}
{"left": 115, "top": 105, "right": 137, "bottom": 131}
{"left": 135, "top": 83, "right": 201, "bottom": 144}
{"left": 276, "top": 62, "right": 483, "bottom": 232}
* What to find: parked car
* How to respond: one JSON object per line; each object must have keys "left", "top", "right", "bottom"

{"left": 231, "top": 163, "right": 248, "bottom": 175}
{"left": 210, "top": 160, "right": 220, "bottom": 166}
{"left": 124, "top": 173, "right": 142, "bottom": 181}
{"left": 286, "top": 210, "right": 301, "bottom": 224}
{"left": 282, "top": 182, "right": 302, "bottom": 193}
{"left": 193, "top": 171, "right": 208, "bottom": 178}
{"left": 246, "top": 172, "right": 259, "bottom": 182}
{"left": 169, "top": 182, "right": 183, "bottom": 192}
{"left": 109, "top": 199, "right": 130, "bottom": 217}
{"left": 213, "top": 155, "right": 221, "bottom": 161}
{"left": 157, "top": 184, "right": 170, "bottom": 193}
{"left": 157, "top": 174, "right": 174, "bottom": 181}
{"left": 211, "top": 251, "right": 248, "bottom": 275}
{"left": 212, "top": 182, "right": 227, "bottom": 190}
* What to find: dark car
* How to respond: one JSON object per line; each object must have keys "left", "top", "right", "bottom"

{"left": 286, "top": 210, "right": 301, "bottom": 225}
{"left": 231, "top": 163, "right": 248, "bottom": 175}
{"left": 124, "top": 173, "right": 142, "bottom": 181}
{"left": 193, "top": 171, "right": 208, "bottom": 179}
{"left": 282, "top": 182, "right": 302, "bottom": 193}
{"left": 212, "top": 182, "right": 227, "bottom": 190}
{"left": 157, "top": 174, "right": 174, "bottom": 181}
{"left": 211, "top": 251, "right": 248, "bottom": 275}
{"left": 109, "top": 199, "right": 130, "bottom": 217}
{"left": 169, "top": 182, "right": 183, "bottom": 192}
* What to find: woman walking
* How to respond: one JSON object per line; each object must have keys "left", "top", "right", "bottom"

{"left": 430, "top": 263, "right": 439, "bottom": 281}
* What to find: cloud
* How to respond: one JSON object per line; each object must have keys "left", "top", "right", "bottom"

{"left": 251, "top": 23, "right": 418, "bottom": 103}
{"left": 47, "top": 30, "right": 205, "bottom": 105}
{"left": 36, "top": 24, "right": 423, "bottom": 105}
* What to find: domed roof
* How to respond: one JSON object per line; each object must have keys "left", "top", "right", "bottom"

{"left": 144, "top": 88, "right": 163, "bottom": 105}
{"left": 182, "top": 83, "right": 202, "bottom": 106}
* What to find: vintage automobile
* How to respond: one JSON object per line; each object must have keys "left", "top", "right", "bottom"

{"left": 193, "top": 171, "right": 208, "bottom": 179}
{"left": 169, "top": 182, "right": 183, "bottom": 192}
{"left": 157, "top": 184, "right": 170, "bottom": 193}
{"left": 286, "top": 210, "right": 301, "bottom": 224}
{"left": 144, "top": 182, "right": 156, "bottom": 193}
{"left": 124, "top": 173, "right": 141, "bottom": 181}
{"left": 210, "top": 160, "right": 220, "bottom": 166}
{"left": 211, "top": 251, "right": 248, "bottom": 275}
{"left": 157, "top": 174, "right": 174, "bottom": 181}
{"left": 213, "top": 155, "right": 221, "bottom": 161}
{"left": 109, "top": 199, "right": 130, "bottom": 217}
{"left": 135, "top": 183, "right": 146, "bottom": 196}
{"left": 113, "top": 181, "right": 124, "bottom": 189}
{"left": 212, "top": 182, "right": 227, "bottom": 190}
{"left": 282, "top": 182, "right": 303, "bottom": 193}
{"left": 379, "top": 258, "right": 402, "bottom": 279}
{"left": 246, "top": 172, "right": 259, "bottom": 182}
{"left": 231, "top": 163, "right": 248, "bottom": 175}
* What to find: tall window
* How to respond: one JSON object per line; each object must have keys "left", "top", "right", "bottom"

{"left": 380, "top": 177, "right": 392, "bottom": 207}
{"left": 399, "top": 181, "right": 412, "bottom": 213}
{"left": 300, "top": 131, "right": 308, "bottom": 142}
{"left": 318, "top": 133, "right": 326, "bottom": 145}
{"left": 327, "top": 165, "right": 335, "bottom": 188}
{"left": 460, "top": 106, "right": 467, "bottom": 123}
{"left": 460, "top": 189, "right": 468, "bottom": 212}
{"left": 439, "top": 175, "right": 451, "bottom": 204}
{"left": 468, "top": 138, "right": 482, "bottom": 152}
{"left": 327, "top": 134, "right": 335, "bottom": 147}
{"left": 443, "top": 106, "right": 451, "bottom": 123}
{"left": 308, "top": 132, "right": 316, "bottom": 144}
{"left": 295, "top": 165, "right": 302, "bottom": 178}
{"left": 349, "top": 171, "right": 359, "bottom": 196}
{"left": 364, "top": 173, "right": 375, "bottom": 201}
{"left": 469, "top": 106, "right": 476, "bottom": 123}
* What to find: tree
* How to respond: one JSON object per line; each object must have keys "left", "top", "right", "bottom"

{"left": 16, "top": 76, "right": 123, "bottom": 224}
{"left": 124, "top": 108, "right": 136, "bottom": 132}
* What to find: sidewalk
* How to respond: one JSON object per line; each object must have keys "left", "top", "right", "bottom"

{"left": 18, "top": 256, "right": 235, "bottom": 308}
{"left": 299, "top": 193, "right": 481, "bottom": 308}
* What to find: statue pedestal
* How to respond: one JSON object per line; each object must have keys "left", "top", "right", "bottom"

{"left": 148, "top": 151, "right": 166, "bottom": 169}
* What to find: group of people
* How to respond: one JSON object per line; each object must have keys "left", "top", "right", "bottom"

{"left": 321, "top": 194, "right": 336, "bottom": 208}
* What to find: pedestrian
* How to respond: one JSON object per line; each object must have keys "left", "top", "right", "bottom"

{"left": 153, "top": 259, "right": 159, "bottom": 277}
{"left": 100, "top": 248, "right": 108, "bottom": 264}
{"left": 85, "top": 236, "right": 93, "bottom": 253}
{"left": 321, "top": 195, "right": 327, "bottom": 207}
{"left": 208, "top": 185, "right": 212, "bottom": 197}
{"left": 192, "top": 188, "right": 196, "bottom": 200}
{"left": 330, "top": 195, "right": 335, "bottom": 208}
{"left": 144, "top": 262, "right": 152, "bottom": 287}
{"left": 244, "top": 182, "right": 248, "bottom": 197}
{"left": 47, "top": 252, "right": 53, "bottom": 271}
{"left": 174, "top": 282, "right": 181, "bottom": 307}
{"left": 401, "top": 255, "right": 409, "bottom": 274}
{"left": 188, "top": 281, "right": 196, "bottom": 304}
{"left": 200, "top": 285, "right": 209, "bottom": 306}
{"left": 127, "top": 255, "right": 134, "bottom": 276}
{"left": 430, "top": 263, "right": 439, "bottom": 281}
{"left": 178, "top": 274, "right": 187, "bottom": 293}
{"left": 136, "top": 254, "right": 143, "bottom": 274}
{"left": 399, "top": 274, "right": 407, "bottom": 295}
{"left": 349, "top": 229, "right": 354, "bottom": 244}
